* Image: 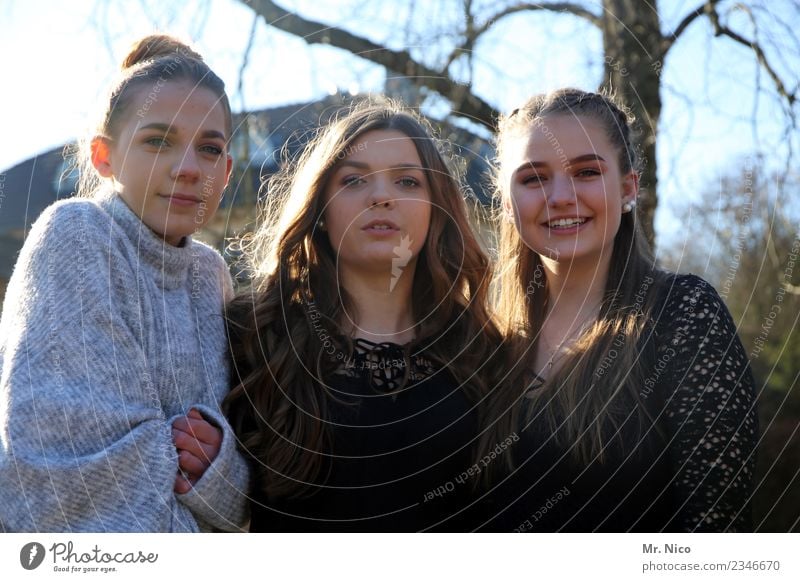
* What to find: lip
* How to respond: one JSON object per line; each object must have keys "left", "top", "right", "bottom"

{"left": 362, "top": 219, "right": 400, "bottom": 235}
{"left": 542, "top": 216, "right": 592, "bottom": 234}
{"left": 161, "top": 193, "right": 202, "bottom": 207}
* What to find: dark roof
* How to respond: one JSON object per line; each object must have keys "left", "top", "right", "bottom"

{"left": 0, "top": 145, "right": 75, "bottom": 233}
{"left": 0, "top": 146, "right": 78, "bottom": 277}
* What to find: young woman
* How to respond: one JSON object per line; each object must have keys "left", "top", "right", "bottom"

{"left": 224, "top": 99, "right": 503, "bottom": 531}
{"left": 479, "top": 88, "right": 758, "bottom": 532}
{"left": 0, "top": 35, "right": 249, "bottom": 532}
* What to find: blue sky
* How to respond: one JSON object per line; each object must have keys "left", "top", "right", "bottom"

{"left": 1, "top": 0, "right": 797, "bottom": 247}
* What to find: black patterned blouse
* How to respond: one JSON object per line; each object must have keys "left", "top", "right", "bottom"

{"left": 475, "top": 274, "right": 758, "bottom": 532}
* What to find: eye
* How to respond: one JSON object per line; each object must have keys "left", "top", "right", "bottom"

{"left": 200, "top": 144, "right": 224, "bottom": 156}
{"left": 521, "top": 174, "right": 546, "bottom": 187}
{"left": 575, "top": 168, "right": 601, "bottom": 178}
{"left": 342, "top": 175, "right": 365, "bottom": 187}
{"left": 397, "top": 176, "right": 420, "bottom": 188}
{"left": 145, "top": 136, "right": 169, "bottom": 148}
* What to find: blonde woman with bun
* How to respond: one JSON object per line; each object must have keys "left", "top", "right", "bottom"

{"left": 0, "top": 34, "right": 248, "bottom": 532}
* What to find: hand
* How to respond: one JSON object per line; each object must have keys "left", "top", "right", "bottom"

{"left": 172, "top": 408, "right": 222, "bottom": 494}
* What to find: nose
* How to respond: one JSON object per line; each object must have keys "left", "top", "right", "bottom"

{"left": 368, "top": 173, "right": 395, "bottom": 209}
{"left": 171, "top": 149, "right": 201, "bottom": 182}
{"left": 546, "top": 173, "right": 575, "bottom": 206}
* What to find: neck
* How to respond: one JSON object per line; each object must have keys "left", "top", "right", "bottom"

{"left": 540, "top": 250, "right": 611, "bottom": 323}
{"left": 339, "top": 262, "right": 417, "bottom": 344}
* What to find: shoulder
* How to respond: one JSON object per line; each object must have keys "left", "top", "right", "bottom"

{"left": 653, "top": 273, "right": 727, "bottom": 320}
{"left": 656, "top": 272, "right": 718, "bottom": 303}
{"left": 27, "top": 197, "right": 112, "bottom": 247}
{"left": 12, "top": 198, "right": 114, "bottom": 277}
{"left": 650, "top": 272, "right": 739, "bottom": 346}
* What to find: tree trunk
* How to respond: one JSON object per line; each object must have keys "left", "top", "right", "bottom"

{"left": 601, "top": 0, "right": 662, "bottom": 249}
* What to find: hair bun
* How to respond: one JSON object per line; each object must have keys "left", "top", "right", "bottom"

{"left": 121, "top": 34, "right": 203, "bottom": 70}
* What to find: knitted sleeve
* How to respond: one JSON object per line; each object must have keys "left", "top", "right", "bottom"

{"left": 174, "top": 245, "right": 250, "bottom": 531}
{"left": 0, "top": 201, "right": 197, "bottom": 532}
{"left": 655, "top": 275, "right": 758, "bottom": 532}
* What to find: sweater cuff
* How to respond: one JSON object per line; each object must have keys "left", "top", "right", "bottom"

{"left": 173, "top": 406, "right": 251, "bottom": 532}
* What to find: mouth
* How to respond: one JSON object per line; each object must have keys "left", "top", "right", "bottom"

{"left": 544, "top": 217, "right": 590, "bottom": 230}
{"left": 161, "top": 193, "right": 202, "bottom": 206}
{"left": 362, "top": 219, "right": 399, "bottom": 233}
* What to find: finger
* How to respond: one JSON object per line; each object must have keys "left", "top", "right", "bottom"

{"left": 174, "top": 471, "right": 193, "bottom": 494}
{"left": 174, "top": 417, "right": 220, "bottom": 446}
{"left": 173, "top": 428, "right": 219, "bottom": 462}
{"left": 178, "top": 449, "right": 210, "bottom": 476}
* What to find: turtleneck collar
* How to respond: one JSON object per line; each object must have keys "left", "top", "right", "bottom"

{"left": 97, "top": 192, "right": 195, "bottom": 290}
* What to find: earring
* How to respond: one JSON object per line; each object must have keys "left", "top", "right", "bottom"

{"left": 622, "top": 200, "right": 636, "bottom": 213}
{"left": 316, "top": 218, "right": 326, "bottom": 230}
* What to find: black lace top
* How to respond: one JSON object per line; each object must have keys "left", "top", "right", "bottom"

{"left": 472, "top": 274, "right": 758, "bottom": 532}
{"left": 248, "top": 338, "right": 478, "bottom": 532}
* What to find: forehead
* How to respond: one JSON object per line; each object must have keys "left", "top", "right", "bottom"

{"left": 338, "top": 129, "right": 423, "bottom": 166}
{"left": 504, "top": 114, "right": 613, "bottom": 164}
{"left": 123, "top": 81, "right": 228, "bottom": 136}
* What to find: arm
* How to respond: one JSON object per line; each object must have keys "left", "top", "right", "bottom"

{"left": 173, "top": 403, "right": 250, "bottom": 531}
{"left": 0, "top": 202, "right": 197, "bottom": 532}
{"left": 657, "top": 275, "right": 758, "bottom": 532}
{"left": 171, "top": 247, "right": 250, "bottom": 532}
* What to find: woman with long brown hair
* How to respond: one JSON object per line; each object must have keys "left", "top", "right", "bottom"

{"left": 224, "top": 99, "right": 503, "bottom": 531}
{"left": 480, "top": 88, "right": 757, "bottom": 532}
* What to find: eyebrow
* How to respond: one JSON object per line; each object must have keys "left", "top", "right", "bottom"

{"left": 334, "top": 161, "right": 426, "bottom": 171}
{"left": 137, "top": 123, "right": 226, "bottom": 141}
{"left": 513, "top": 153, "right": 606, "bottom": 174}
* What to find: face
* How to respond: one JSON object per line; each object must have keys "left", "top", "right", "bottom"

{"left": 502, "top": 114, "right": 637, "bottom": 267}
{"left": 91, "top": 81, "right": 232, "bottom": 246}
{"left": 322, "top": 129, "right": 432, "bottom": 286}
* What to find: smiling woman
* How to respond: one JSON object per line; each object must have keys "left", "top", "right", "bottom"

{"left": 0, "top": 34, "right": 248, "bottom": 532}
{"left": 477, "top": 88, "right": 758, "bottom": 532}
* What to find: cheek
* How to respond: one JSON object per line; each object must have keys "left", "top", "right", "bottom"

{"left": 508, "top": 186, "right": 540, "bottom": 223}
{"left": 324, "top": 204, "right": 357, "bottom": 250}
{"left": 604, "top": 209, "right": 623, "bottom": 238}
{"left": 408, "top": 201, "right": 432, "bottom": 251}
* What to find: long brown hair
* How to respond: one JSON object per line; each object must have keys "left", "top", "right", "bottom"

{"left": 489, "top": 88, "right": 668, "bottom": 465}
{"left": 224, "top": 98, "right": 503, "bottom": 499}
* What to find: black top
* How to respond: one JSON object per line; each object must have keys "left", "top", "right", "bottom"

{"left": 470, "top": 274, "right": 758, "bottom": 532}
{"left": 248, "top": 338, "right": 479, "bottom": 532}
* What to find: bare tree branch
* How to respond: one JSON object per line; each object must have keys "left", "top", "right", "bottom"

{"left": 236, "top": 12, "right": 260, "bottom": 110}
{"left": 444, "top": 1, "right": 601, "bottom": 69}
{"left": 661, "top": 0, "right": 723, "bottom": 55}
{"left": 706, "top": 2, "right": 797, "bottom": 107}
{"left": 242, "top": 0, "right": 499, "bottom": 128}
{"left": 477, "top": 2, "right": 602, "bottom": 31}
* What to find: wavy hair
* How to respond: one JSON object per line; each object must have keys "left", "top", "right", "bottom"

{"left": 224, "top": 98, "right": 503, "bottom": 499}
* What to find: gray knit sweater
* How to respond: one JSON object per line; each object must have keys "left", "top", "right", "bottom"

{"left": 0, "top": 193, "right": 249, "bottom": 532}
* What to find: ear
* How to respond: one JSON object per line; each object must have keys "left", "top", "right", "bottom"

{"left": 90, "top": 137, "right": 114, "bottom": 178}
{"left": 621, "top": 171, "right": 639, "bottom": 206}
{"left": 224, "top": 155, "right": 233, "bottom": 186}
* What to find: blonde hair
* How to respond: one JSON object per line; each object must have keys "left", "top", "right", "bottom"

{"left": 73, "top": 34, "right": 232, "bottom": 198}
